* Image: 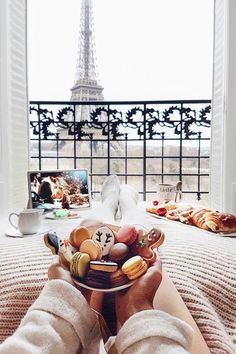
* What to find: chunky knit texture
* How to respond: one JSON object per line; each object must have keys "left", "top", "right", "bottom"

{"left": 0, "top": 212, "right": 236, "bottom": 353}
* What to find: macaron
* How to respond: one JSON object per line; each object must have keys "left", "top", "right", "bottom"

{"left": 70, "top": 252, "right": 90, "bottom": 278}
{"left": 84, "top": 269, "right": 111, "bottom": 289}
{"left": 91, "top": 226, "right": 116, "bottom": 256}
{"left": 90, "top": 260, "right": 118, "bottom": 273}
{"left": 110, "top": 269, "right": 129, "bottom": 288}
{"left": 80, "top": 239, "right": 103, "bottom": 260}
{"left": 116, "top": 224, "right": 138, "bottom": 245}
{"left": 122, "top": 255, "right": 148, "bottom": 280}
{"left": 69, "top": 226, "right": 90, "bottom": 248}
{"left": 109, "top": 243, "right": 129, "bottom": 262}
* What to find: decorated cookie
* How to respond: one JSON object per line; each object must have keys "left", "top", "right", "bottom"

{"left": 91, "top": 226, "right": 115, "bottom": 256}
{"left": 131, "top": 227, "right": 165, "bottom": 264}
{"left": 44, "top": 232, "right": 77, "bottom": 268}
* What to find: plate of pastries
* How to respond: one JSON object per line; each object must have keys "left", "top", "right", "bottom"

{"left": 44, "top": 220, "right": 165, "bottom": 292}
{"left": 146, "top": 200, "right": 236, "bottom": 235}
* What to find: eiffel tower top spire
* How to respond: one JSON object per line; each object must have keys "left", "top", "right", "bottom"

{"left": 71, "top": 0, "right": 104, "bottom": 101}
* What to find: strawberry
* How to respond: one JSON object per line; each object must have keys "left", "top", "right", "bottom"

{"left": 156, "top": 207, "right": 167, "bottom": 216}
{"left": 152, "top": 200, "right": 159, "bottom": 206}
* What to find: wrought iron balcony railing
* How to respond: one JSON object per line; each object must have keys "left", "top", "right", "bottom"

{"left": 29, "top": 100, "right": 211, "bottom": 202}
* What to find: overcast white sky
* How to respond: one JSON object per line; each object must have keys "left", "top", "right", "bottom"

{"left": 28, "top": 0, "right": 214, "bottom": 101}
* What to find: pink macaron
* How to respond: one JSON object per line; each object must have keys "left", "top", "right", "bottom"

{"left": 116, "top": 224, "right": 138, "bottom": 245}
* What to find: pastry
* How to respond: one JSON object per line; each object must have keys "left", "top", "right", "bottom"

{"left": 70, "top": 252, "right": 90, "bottom": 278}
{"left": 165, "top": 209, "right": 180, "bottom": 221}
{"left": 156, "top": 207, "right": 167, "bottom": 216}
{"left": 116, "top": 224, "right": 138, "bottom": 245}
{"left": 80, "top": 239, "right": 103, "bottom": 260}
{"left": 179, "top": 209, "right": 194, "bottom": 224}
{"left": 204, "top": 211, "right": 236, "bottom": 233}
{"left": 91, "top": 226, "right": 116, "bottom": 256}
{"left": 159, "top": 200, "right": 177, "bottom": 211}
{"left": 108, "top": 243, "right": 129, "bottom": 263}
{"left": 110, "top": 269, "right": 129, "bottom": 287}
{"left": 90, "top": 260, "right": 118, "bottom": 272}
{"left": 166, "top": 207, "right": 194, "bottom": 223}
{"left": 146, "top": 207, "right": 158, "bottom": 214}
{"left": 122, "top": 256, "right": 148, "bottom": 280}
{"left": 44, "top": 232, "right": 77, "bottom": 268}
{"left": 191, "top": 208, "right": 211, "bottom": 230}
{"left": 84, "top": 269, "right": 111, "bottom": 289}
{"left": 131, "top": 227, "right": 165, "bottom": 263}
{"left": 69, "top": 226, "right": 90, "bottom": 248}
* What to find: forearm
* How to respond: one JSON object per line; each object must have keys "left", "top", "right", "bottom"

{"left": 115, "top": 310, "right": 194, "bottom": 354}
{"left": 0, "top": 280, "right": 100, "bottom": 354}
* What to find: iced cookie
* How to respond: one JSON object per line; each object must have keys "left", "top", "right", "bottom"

{"left": 131, "top": 227, "right": 165, "bottom": 264}
{"left": 44, "top": 232, "right": 77, "bottom": 268}
{"left": 91, "top": 226, "right": 115, "bottom": 256}
{"left": 69, "top": 226, "right": 90, "bottom": 248}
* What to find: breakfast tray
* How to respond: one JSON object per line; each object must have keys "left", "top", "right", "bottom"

{"left": 146, "top": 211, "right": 236, "bottom": 237}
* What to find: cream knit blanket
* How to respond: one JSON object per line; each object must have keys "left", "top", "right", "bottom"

{"left": 0, "top": 216, "right": 236, "bottom": 353}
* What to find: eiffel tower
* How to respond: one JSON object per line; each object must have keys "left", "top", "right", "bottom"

{"left": 71, "top": 0, "right": 104, "bottom": 110}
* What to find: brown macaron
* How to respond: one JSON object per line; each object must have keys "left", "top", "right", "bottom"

{"left": 109, "top": 243, "right": 129, "bottom": 262}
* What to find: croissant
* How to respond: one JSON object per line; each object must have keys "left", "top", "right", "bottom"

{"left": 204, "top": 211, "right": 236, "bottom": 233}
{"left": 179, "top": 209, "right": 194, "bottom": 224}
{"left": 191, "top": 208, "right": 212, "bottom": 230}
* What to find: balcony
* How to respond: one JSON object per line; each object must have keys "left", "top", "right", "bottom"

{"left": 29, "top": 99, "right": 211, "bottom": 202}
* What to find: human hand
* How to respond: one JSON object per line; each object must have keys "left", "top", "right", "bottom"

{"left": 115, "top": 255, "right": 162, "bottom": 329}
{"left": 48, "top": 255, "right": 74, "bottom": 286}
{"left": 48, "top": 255, "right": 103, "bottom": 310}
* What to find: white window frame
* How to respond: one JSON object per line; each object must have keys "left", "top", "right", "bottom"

{"left": 210, "top": 0, "right": 236, "bottom": 213}
{"left": 0, "top": 0, "right": 29, "bottom": 228}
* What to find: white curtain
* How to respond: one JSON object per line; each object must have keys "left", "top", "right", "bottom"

{"left": 0, "top": 0, "right": 29, "bottom": 228}
{"left": 210, "top": 0, "right": 236, "bottom": 213}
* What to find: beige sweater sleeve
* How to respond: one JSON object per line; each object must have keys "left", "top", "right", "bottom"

{"left": 112, "top": 310, "right": 194, "bottom": 354}
{"left": 0, "top": 279, "right": 101, "bottom": 354}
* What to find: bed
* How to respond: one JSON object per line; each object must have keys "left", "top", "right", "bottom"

{"left": 0, "top": 211, "right": 236, "bottom": 353}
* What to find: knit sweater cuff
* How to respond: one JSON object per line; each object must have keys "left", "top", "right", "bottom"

{"left": 28, "top": 279, "right": 99, "bottom": 349}
{"left": 115, "top": 309, "right": 194, "bottom": 352}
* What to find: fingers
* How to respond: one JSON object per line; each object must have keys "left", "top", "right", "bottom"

{"left": 50, "top": 255, "right": 60, "bottom": 267}
{"left": 148, "top": 256, "right": 162, "bottom": 273}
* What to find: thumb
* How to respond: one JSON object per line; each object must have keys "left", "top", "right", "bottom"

{"left": 50, "top": 255, "right": 61, "bottom": 267}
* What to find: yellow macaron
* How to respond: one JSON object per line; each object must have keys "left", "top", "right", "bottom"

{"left": 122, "top": 255, "right": 148, "bottom": 280}
{"left": 80, "top": 239, "right": 103, "bottom": 260}
{"left": 70, "top": 252, "right": 90, "bottom": 278}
